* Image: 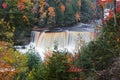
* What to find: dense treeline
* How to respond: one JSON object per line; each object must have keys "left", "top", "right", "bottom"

{"left": 1, "top": 0, "right": 120, "bottom": 80}
{"left": 33, "top": 0, "right": 95, "bottom": 27}
{"left": 0, "top": 0, "right": 96, "bottom": 45}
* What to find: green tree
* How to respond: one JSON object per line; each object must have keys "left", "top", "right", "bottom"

{"left": 0, "top": 0, "right": 34, "bottom": 45}
{"left": 47, "top": 52, "right": 71, "bottom": 80}
{"left": 80, "top": 0, "right": 94, "bottom": 23}
{"left": 64, "top": 2, "right": 75, "bottom": 25}
{"left": 27, "top": 63, "right": 49, "bottom": 80}
{"left": 37, "top": 0, "right": 81, "bottom": 27}
{"left": 26, "top": 48, "right": 41, "bottom": 71}
{"left": 55, "top": 2, "right": 65, "bottom": 26}
{"left": 27, "top": 50, "right": 72, "bottom": 80}
{"left": 76, "top": 12, "right": 120, "bottom": 79}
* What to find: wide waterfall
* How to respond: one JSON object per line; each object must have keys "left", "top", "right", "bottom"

{"left": 29, "top": 30, "right": 95, "bottom": 58}
{"left": 14, "top": 23, "right": 96, "bottom": 59}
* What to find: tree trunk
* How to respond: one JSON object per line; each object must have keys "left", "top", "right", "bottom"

{"left": 114, "top": 0, "right": 117, "bottom": 26}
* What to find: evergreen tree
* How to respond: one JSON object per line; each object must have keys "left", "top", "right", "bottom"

{"left": 47, "top": 52, "right": 71, "bottom": 80}
{"left": 80, "top": 0, "right": 94, "bottom": 23}
{"left": 64, "top": 1, "right": 75, "bottom": 25}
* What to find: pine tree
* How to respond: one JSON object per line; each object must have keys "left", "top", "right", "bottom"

{"left": 80, "top": 0, "right": 94, "bottom": 23}
{"left": 64, "top": 1, "right": 75, "bottom": 25}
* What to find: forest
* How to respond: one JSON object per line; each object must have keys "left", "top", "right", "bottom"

{"left": 0, "top": 0, "right": 120, "bottom": 80}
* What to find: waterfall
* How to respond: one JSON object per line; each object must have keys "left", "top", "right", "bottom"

{"left": 30, "top": 30, "right": 95, "bottom": 58}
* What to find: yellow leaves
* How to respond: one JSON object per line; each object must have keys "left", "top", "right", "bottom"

{"left": 91, "top": 3, "right": 96, "bottom": 10}
{"left": 39, "top": 7, "right": 44, "bottom": 13}
{"left": 77, "top": 0, "right": 81, "bottom": 7}
{"left": 18, "top": 0, "right": 30, "bottom": 3}
{"left": 24, "top": 0, "right": 31, "bottom": 3}
{"left": 40, "top": 11, "right": 47, "bottom": 20}
{"left": 0, "top": 19, "right": 12, "bottom": 30}
{"left": 42, "top": 12, "right": 47, "bottom": 18}
{"left": 39, "top": 0, "right": 47, "bottom": 13}
{"left": 40, "top": 0, "right": 46, "bottom": 6}
{"left": 0, "top": 19, "right": 15, "bottom": 42}
{"left": 22, "top": 15, "right": 29, "bottom": 23}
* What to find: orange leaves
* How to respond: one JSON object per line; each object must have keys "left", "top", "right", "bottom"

{"left": 48, "top": 7, "right": 55, "bottom": 17}
{"left": 98, "top": 0, "right": 112, "bottom": 7}
{"left": 0, "top": 41, "right": 8, "bottom": 47}
{"left": 17, "top": 2, "right": 25, "bottom": 10}
{"left": 0, "top": 57, "right": 16, "bottom": 80}
{"left": 44, "top": 49, "right": 53, "bottom": 64}
{"left": 48, "top": 7, "right": 55, "bottom": 13}
{"left": 17, "top": 0, "right": 32, "bottom": 10}
{"left": 60, "top": 4, "right": 65, "bottom": 13}
{"left": 0, "top": 61, "right": 15, "bottom": 73}
{"left": 75, "top": 12, "right": 80, "bottom": 22}
{"left": 20, "top": 0, "right": 25, "bottom": 2}
{"left": 66, "top": 64, "right": 82, "bottom": 72}
{"left": 66, "top": 53, "right": 72, "bottom": 63}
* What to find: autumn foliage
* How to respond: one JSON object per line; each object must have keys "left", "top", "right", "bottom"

{"left": 0, "top": 61, "right": 16, "bottom": 80}
{"left": 0, "top": 41, "right": 15, "bottom": 80}
{"left": 60, "top": 4, "right": 65, "bottom": 13}
{"left": 0, "top": 41, "right": 28, "bottom": 79}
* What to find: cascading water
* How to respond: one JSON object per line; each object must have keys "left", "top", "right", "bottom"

{"left": 29, "top": 30, "right": 95, "bottom": 58}
{"left": 15, "top": 23, "right": 96, "bottom": 59}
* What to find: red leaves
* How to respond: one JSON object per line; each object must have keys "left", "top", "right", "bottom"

{"left": 106, "top": 0, "right": 112, "bottom": 2}
{"left": 98, "top": 0, "right": 104, "bottom": 6}
{"left": 99, "top": 0, "right": 112, "bottom": 2}
{"left": 2, "top": 3, "right": 7, "bottom": 9}
{"left": 66, "top": 64, "right": 82, "bottom": 72}
{"left": 117, "top": 2, "right": 120, "bottom": 12}
{"left": 98, "top": 0, "right": 112, "bottom": 6}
